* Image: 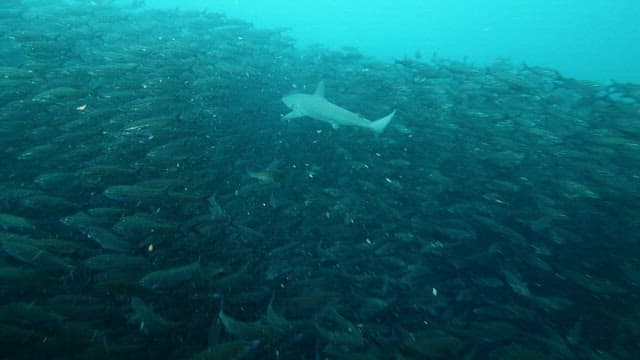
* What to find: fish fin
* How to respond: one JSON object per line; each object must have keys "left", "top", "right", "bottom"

{"left": 314, "top": 80, "right": 325, "bottom": 98}
{"left": 370, "top": 110, "right": 396, "bottom": 134}
{"left": 282, "top": 109, "right": 303, "bottom": 121}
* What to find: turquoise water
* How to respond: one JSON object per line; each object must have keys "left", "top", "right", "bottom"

{"left": 147, "top": 0, "right": 640, "bottom": 84}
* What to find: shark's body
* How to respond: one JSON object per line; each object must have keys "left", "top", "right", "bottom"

{"left": 282, "top": 81, "right": 395, "bottom": 134}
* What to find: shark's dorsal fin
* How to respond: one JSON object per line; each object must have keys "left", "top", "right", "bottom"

{"left": 314, "top": 81, "right": 325, "bottom": 98}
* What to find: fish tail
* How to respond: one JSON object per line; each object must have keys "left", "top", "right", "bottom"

{"left": 370, "top": 110, "right": 396, "bottom": 134}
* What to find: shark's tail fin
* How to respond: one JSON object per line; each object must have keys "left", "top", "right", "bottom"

{"left": 370, "top": 110, "right": 396, "bottom": 134}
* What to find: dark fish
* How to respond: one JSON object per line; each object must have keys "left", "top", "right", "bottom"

{"left": 84, "top": 254, "right": 149, "bottom": 271}
{"left": 112, "top": 212, "right": 178, "bottom": 239}
{"left": 218, "top": 298, "right": 283, "bottom": 340}
{"left": 139, "top": 260, "right": 200, "bottom": 290}
{"left": 103, "top": 184, "right": 167, "bottom": 202}
{"left": 0, "top": 213, "right": 35, "bottom": 232}
{"left": 31, "top": 87, "right": 86, "bottom": 103}
{"left": 1, "top": 238, "right": 74, "bottom": 272}
{"left": 128, "top": 297, "right": 178, "bottom": 335}
{"left": 80, "top": 226, "right": 134, "bottom": 252}
{"left": 0, "top": 302, "right": 65, "bottom": 325}
{"left": 191, "top": 340, "right": 260, "bottom": 360}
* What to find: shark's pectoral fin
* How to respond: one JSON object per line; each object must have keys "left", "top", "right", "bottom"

{"left": 314, "top": 81, "right": 325, "bottom": 98}
{"left": 282, "top": 110, "right": 303, "bottom": 121}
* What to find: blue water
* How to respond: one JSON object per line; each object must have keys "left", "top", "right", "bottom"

{"left": 145, "top": 0, "right": 640, "bottom": 84}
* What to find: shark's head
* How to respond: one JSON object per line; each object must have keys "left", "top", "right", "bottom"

{"left": 281, "top": 94, "right": 298, "bottom": 110}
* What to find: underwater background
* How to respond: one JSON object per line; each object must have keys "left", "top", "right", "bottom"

{"left": 147, "top": 0, "right": 640, "bottom": 84}
{"left": 1, "top": 0, "right": 639, "bottom": 359}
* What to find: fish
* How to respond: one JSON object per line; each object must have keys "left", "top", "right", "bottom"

{"left": 192, "top": 340, "right": 260, "bottom": 360}
{"left": 1, "top": 238, "right": 74, "bottom": 272}
{"left": 217, "top": 297, "right": 284, "bottom": 340}
{"left": 80, "top": 226, "right": 134, "bottom": 253}
{"left": 247, "top": 169, "right": 281, "bottom": 183}
{"left": 83, "top": 254, "right": 149, "bottom": 271}
{"left": 103, "top": 184, "right": 167, "bottom": 202}
{"left": 0, "top": 302, "right": 66, "bottom": 325}
{"left": 128, "top": 297, "right": 178, "bottom": 335}
{"left": 139, "top": 260, "right": 200, "bottom": 291}
{"left": 31, "top": 87, "right": 86, "bottom": 103}
{"left": 0, "top": 213, "right": 35, "bottom": 232}
{"left": 247, "top": 160, "right": 282, "bottom": 183}
{"left": 281, "top": 81, "right": 395, "bottom": 134}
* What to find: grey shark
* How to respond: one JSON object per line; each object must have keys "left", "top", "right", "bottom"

{"left": 282, "top": 81, "right": 396, "bottom": 134}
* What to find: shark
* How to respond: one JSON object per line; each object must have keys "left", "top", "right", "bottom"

{"left": 281, "top": 81, "right": 396, "bottom": 134}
